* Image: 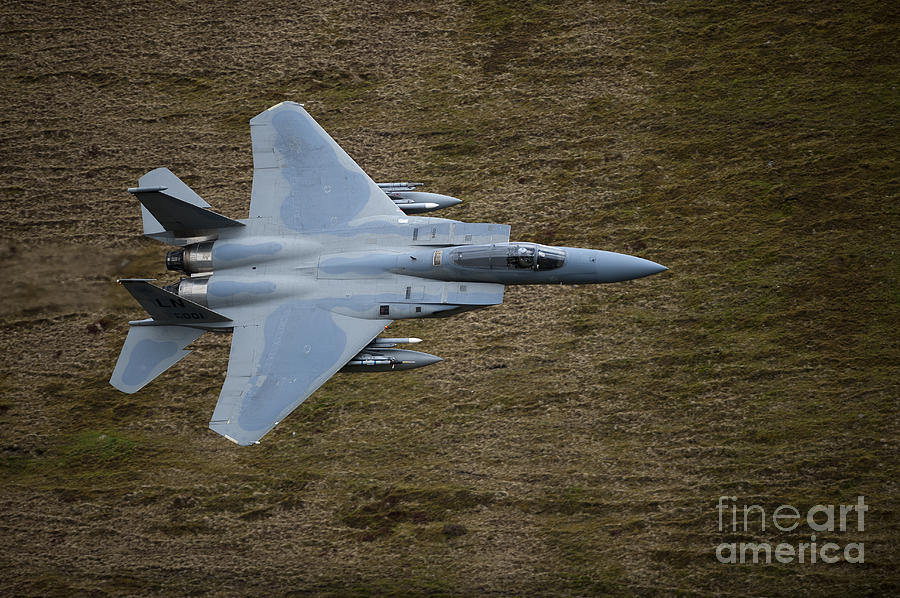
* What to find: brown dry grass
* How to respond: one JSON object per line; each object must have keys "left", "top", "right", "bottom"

{"left": 1, "top": 0, "right": 897, "bottom": 596}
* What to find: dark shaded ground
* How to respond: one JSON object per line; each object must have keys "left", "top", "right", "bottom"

{"left": 1, "top": 1, "right": 897, "bottom": 595}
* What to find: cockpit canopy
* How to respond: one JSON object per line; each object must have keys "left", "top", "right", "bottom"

{"left": 450, "top": 243, "right": 566, "bottom": 271}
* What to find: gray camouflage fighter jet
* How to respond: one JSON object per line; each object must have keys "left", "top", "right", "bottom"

{"left": 110, "top": 102, "right": 666, "bottom": 446}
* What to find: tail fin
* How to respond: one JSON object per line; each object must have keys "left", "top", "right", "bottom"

{"left": 110, "top": 325, "right": 206, "bottom": 393}
{"left": 117, "top": 279, "right": 231, "bottom": 324}
{"left": 130, "top": 168, "right": 243, "bottom": 244}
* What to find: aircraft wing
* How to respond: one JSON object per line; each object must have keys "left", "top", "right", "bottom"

{"left": 209, "top": 302, "right": 388, "bottom": 445}
{"left": 248, "top": 102, "right": 403, "bottom": 230}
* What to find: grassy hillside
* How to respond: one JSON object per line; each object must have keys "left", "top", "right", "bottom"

{"left": 1, "top": 0, "right": 897, "bottom": 595}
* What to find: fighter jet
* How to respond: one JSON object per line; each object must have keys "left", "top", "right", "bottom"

{"left": 110, "top": 102, "right": 666, "bottom": 446}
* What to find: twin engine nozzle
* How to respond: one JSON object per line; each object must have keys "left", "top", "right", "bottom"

{"left": 164, "top": 241, "right": 214, "bottom": 306}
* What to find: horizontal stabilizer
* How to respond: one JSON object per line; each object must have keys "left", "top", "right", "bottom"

{"left": 118, "top": 279, "right": 231, "bottom": 324}
{"left": 110, "top": 325, "right": 206, "bottom": 393}
{"left": 130, "top": 167, "right": 243, "bottom": 239}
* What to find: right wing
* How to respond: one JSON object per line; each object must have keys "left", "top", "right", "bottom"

{"left": 248, "top": 102, "right": 402, "bottom": 231}
{"left": 209, "top": 302, "right": 388, "bottom": 445}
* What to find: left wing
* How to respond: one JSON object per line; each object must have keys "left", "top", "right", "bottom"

{"left": 209, "top": 303, "right": 388, "bottom": 445}
{"left": 248, "top": 102, "right": 402, "bottom": 231}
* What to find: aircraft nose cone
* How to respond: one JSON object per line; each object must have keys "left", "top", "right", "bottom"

{"left": 594, "top": 251, "right": 668, "bottom": 282}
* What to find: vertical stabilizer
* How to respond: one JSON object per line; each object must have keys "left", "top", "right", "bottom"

{"left": 130, "top": 168, "right": 243, "bottom": 243}
{"left": 136, "top": 168, "right": 211, "bottom": 236}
